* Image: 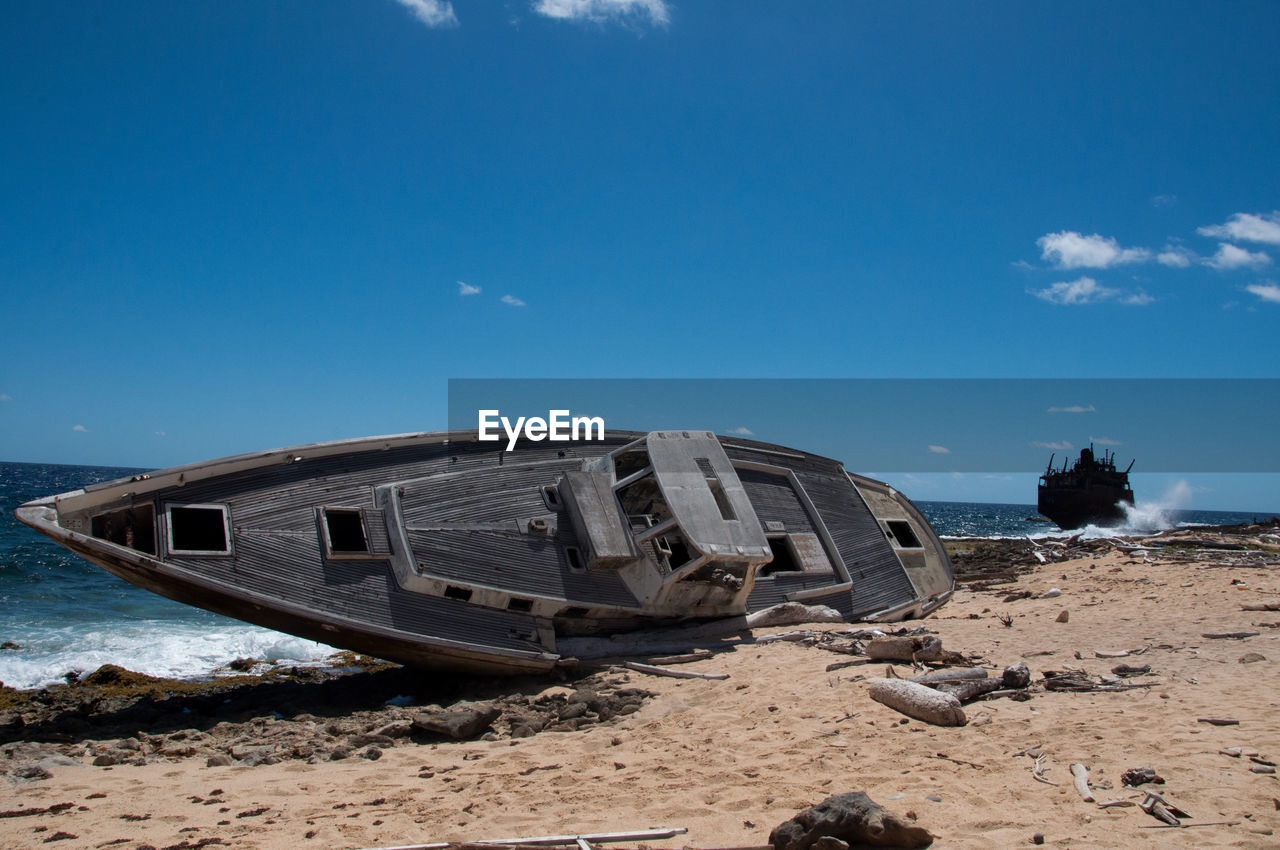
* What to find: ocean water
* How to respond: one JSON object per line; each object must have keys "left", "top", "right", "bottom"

{"left": 2, "top": 461, "right": 1274, "bottom": 690}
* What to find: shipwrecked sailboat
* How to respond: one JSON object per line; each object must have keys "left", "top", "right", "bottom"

{"left": 1037, "top": 444, "right": 1135, "bottom": 530}
{"left": 16, "top": 430, "right": 953, "bottom": 674}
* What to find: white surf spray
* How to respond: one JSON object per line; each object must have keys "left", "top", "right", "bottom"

{"left": 0, "top": 620, "right": 340, "bottom": 691}
{"left": 1072, "top": 480, "right": 1194, "bottom": 539}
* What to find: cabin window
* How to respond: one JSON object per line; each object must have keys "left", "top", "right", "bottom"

{"left": 444, "top": 585, "right": 473, "bottom": 601}
{"left": 655, "top": 530, "right": 694, "bottom": 570}
{"left": 322, "top": 508, "right": 369, "bottom": 556}
{"left": 506, "top": 597, "right": 533, "bottom": 613}
{"left": 167, "top": 504, "right": 231, "bottom": 555}
{"left": 616, "top": 472, "right": 671, "bottom": 529}
{"left": 612, "top": 446, "right": 651, "bottom": 481}
{"left": 565, "top": 546, "right": 586, "bottom": 572}
{"left": 759, "top": 534, "right": 804, "bottom": 576}
{"left": 91, "top": 504, "right": 157, "bottom": 555}
{"left": 886, "top": 520, "right": 922, "bottom": 549}
{"left": 698, "top": 458, "right": 737, "bottom": 522}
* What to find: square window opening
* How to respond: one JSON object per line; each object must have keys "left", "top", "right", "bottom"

{"left": 759, "top": 534, "right": 804, "bottom": 576}
{"left": 444, "top": 585, "right": 473, "bottom": 601}
{"left": 886, "top": 520, "right": 922, "bottom": 548}
{"left": 168, "top": 505, "right": 230, "bottom": 554}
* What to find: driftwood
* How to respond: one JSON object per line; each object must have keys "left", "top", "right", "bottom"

{"left": 866, "top": 635, "right": 944, "bottom": 663}
{"left": 1202, "top": 631, "right": 1259, "bottom": 640}
{"left": 1242, "top": 600, "right": 1280, "bottom": 611}
{"left": 769, "top": 791, "right": 934, "bottom": 850}
{"left": 868, "top": 678, "right": 966, "bottom": 726}
{"left": 371, "top": 825, "right": 690, "bottom": 849}
{"left": 621, "top": 661, "right": 728, "bottom": 681}
{"left": 1139, "top": 790, "right": 1189, "bottom": 826}
{"left": 1070, "top": 763, "right": 1095, "bottom": 802}
{"left": 909, "top": 668, "right": 988, "bottom": 684}
{"left": 933, "top": 678, "right": 1004, "bottom": 702}
{"left": 1197, "top": 716, "right": 1240, "bottom": 726}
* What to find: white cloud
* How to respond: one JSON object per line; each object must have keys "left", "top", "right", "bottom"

{"left": 1156, "top": 246, "right": 1194, "bottom": 268}
{"left": 155, "top": 430, "right": 167, "bottom": 437}
{"left": 1245, "top": 283, "right": 1280, "bottom": 304}
{"left": 72, "top": 424, "right": 88, "bottom": 433}
{"left": 1030, "top": 277, "right": 1154, "bottom": 306}
{"left": 927, "top": 445, "right": 950, "bottom": 454}
{"left": 1204, "top": 243, "right": 1272, "bottom": 271}
{"left": 1151, "top": 194, "right": 1177, "bottom": 208}
{"left": 392, "top": 0, "right": 459, "bottom": 27}
{"left": 533, "top": 0, "right": 670, "bottom": 26}
{"left": 0, "top": 393, "right": 10, "bottom": 402}
{"left": 1091, "top": 436, "right": 1122, "bottom": 446}
{"left": 1029, "top": 276, "right": 1115, "bottom": 305}
{"left": 501, "top": 294, "right": 527, "bottom": 307}
{"left": 1031, "top": 440, "right": 1073, "bottom": 451}
{"left": 726, "top": 426, "right": 754, "bottom": 436}
{"left": 457, "top": 281, "right": 481, "bottom": 296}
{"left": 1197, "top": 211, "right": 1280, "bottom": 246}
{"left": 1036, "top": 231, "right": 1152, "bottom": 269}
{"left": 1047, "top": 404, "right": 1096, "bottom": 414}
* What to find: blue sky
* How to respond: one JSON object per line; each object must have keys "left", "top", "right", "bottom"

{"left": 2, "top": 1, "right": 1278, "bottom": 511}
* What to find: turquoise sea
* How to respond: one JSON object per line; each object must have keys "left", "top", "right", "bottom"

{"left": 2, "top": 461, "right": 1274, "bottom": 690}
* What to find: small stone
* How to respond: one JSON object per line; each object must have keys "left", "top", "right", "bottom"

{"left": 1032, "top": 834, "right": 1045, "bottom": 845}
{"left": 206, "top": 754, "right": 233, "bottom": 767}
{"left": 1055, "top": 610, "right": 1069, "bottom": 623}
{"left": 925, "top": 795, "right": 942, "bottom": 802}
{"left": 1239, "top": 653, "right": 1266, "bottom": 664}
{"left": 361, "top": 747, "right": 383, "bottom": 761}
{"left": 811, "top": 839, "right": 849, "bottom": 850}
{"left": 328, "top": 746, "right": 354, "bottom": 761}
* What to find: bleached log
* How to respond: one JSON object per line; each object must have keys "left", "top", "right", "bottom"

{"left": 933, "top": 678, "right": 1005, "bottom": 703}
{"left": 868, "top": 678, "right": 966, "bottom": 726}
{"left": 1070, "top": 763, "right": 1095, "bottom": 802}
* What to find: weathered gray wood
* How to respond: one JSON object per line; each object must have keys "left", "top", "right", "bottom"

{"left": 1070, "top": 763, "right": 1095, "bottom": 802}
{"left": 868, "top": 678, "right": 966, "bottom": 726}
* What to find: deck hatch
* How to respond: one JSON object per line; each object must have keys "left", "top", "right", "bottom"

{"left": 166, "top": 504, "right": 232, "bottom": 555}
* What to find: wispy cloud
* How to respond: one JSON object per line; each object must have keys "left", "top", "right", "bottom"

{"left": 1151, "top": 194, "right": 1177, "bottom": 208}
{"left": 500, "top": 294, "right": 527, "bottom": 307}
{"left": 155, "top": 430, "right": 167, "bottom": 437}
{"left": 1031, "top": 440, "right": 1073, "bottom": 451}
{"left": 533, "top": 0, "right": 670, "bottom": 26}
{"left": 0, "top": 393, "right": 10, "bottom": 402}
{"left": 72, "top": 424, "right": 88, "bottom": 433}
{"left": 1156, "top": 245, "right": 1195, "bottom": 268}
{"left": 927, "top": 445, "right": 950, "bottom": 454}
{"left": 1029, "top": 276, "right": 1150, "bottom": 306}
{"left": 1048, "top": 404, "right": 1096, "bottom": 414}
{"left": 457, "top": 281, "right": 481, "bottom": 296}
{"left": 392, "top": 0, "right": 459, "bottom": 28}
{"left": 1198, "top": 211, "right": 1280, "bottom": 246}
{"left": 1036, "top": 231, "right": 1152, "bottom": 269}
{"left": 726, "top": 426, "right": 754, "bottom": 436}
{"left": 1091, "top": 436, "right": 1122, "bottom": 446}
{"left": 1204, "top": 243, "right": 1272, "bottom": 271}
{"left": 1245, "top": 282, "right": 1280, "bottom": 304}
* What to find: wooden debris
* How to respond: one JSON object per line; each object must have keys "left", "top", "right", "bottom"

{"left": 1139, "top": 790, "right": 1189, "bottom": 827}
{"left": 1069, "top": 763, "right": 1095, "bottom": 802}
{"left": 1198, "top": 717, "right": 1240, "bottom": 726}
{"left": 769, "top": 791, "right": 934, "bottom": 850}
{"left": 867, "top": 679, "right": 966, "bottom": 726}
{"left": 866, "top": 635, "right": 944, "bottom": 663}
{"left": 1029, "top": 753, "right": 1057, "bottom": 786}
{"left": 1202, "top": 631, "right": 1260, "bottom": 640}
{"left": 363, "top": 825, "right": 689, "bottom": 849}
{"left": 1242, "top": 600, "right": 1280, "bottom": 611}
{"left": 622, "top": 661, "right": 728, "bottom": 680}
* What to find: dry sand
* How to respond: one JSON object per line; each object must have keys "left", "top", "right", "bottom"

{"left": 4, "top": 546, "right": 1279, "bottom": 849}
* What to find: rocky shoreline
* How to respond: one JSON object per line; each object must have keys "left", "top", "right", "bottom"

{"left": 1, "top": 657, "right": 651, "bottom": 783}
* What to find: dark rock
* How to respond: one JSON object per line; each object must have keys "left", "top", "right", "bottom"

{"left": 206, "top": 754, "right": 234, "bottom": 767}
{"left": 412, "top": 704, "right": 501, "bottom": 740}
{"left": 328, "top": 746, "right": 354, "bottom": 761}
{"left": 770, "top": 791, "right": 934, "bottom": 849}
{"left": 93, "top": 751, "right": 125, "bottom": 766}
{"left": 361, "top": 747, "right": 383, "bottom": 761}
{"left": 1002, "top": 662, "right": 1031, "bottom": 689}
{"left": 13, "top": 763, "right": 54, "bottom": 781}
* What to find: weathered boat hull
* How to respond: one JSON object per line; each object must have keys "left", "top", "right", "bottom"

{"left": 1036, "top": 484, "right": 1134, "bottom": 530}
{"left": 16, "top": 430, "right": 954, "bottom": 674}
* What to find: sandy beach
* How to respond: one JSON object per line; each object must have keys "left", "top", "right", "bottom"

{"left": 3, "top": 527, "right": 1279, "bottom": 849}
